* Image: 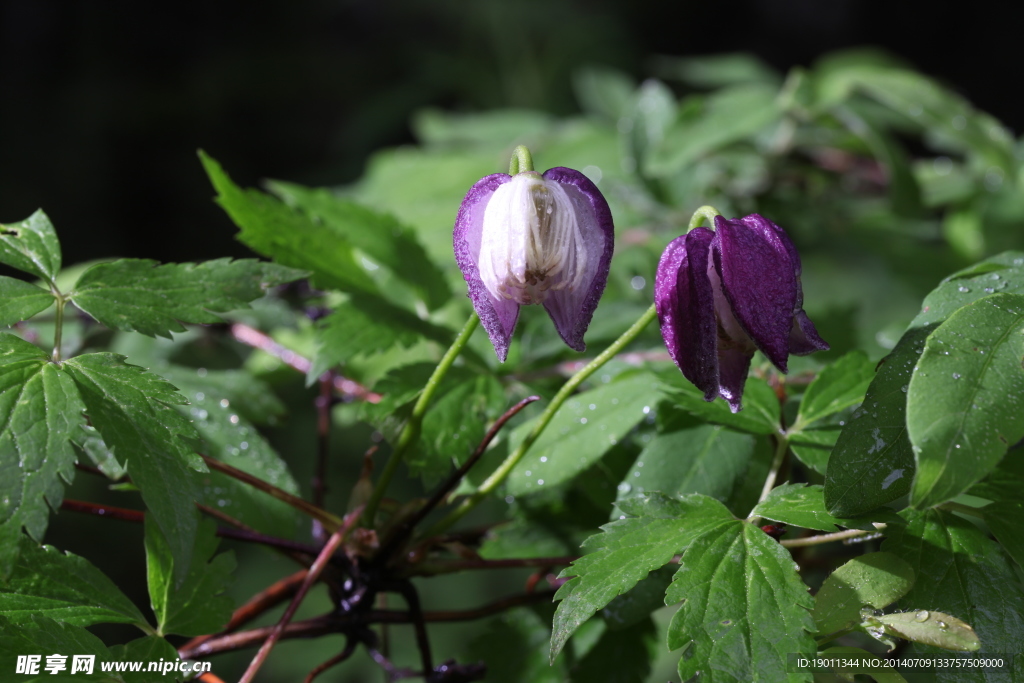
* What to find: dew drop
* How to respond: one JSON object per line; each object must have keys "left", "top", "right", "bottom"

{"left": 901, "top": 384, "right": 909, "bottom": 393}
{"left": 220, "top": 398, "right": 230, "bottom": 408}
{"left": 937, "top": 621, "right": 948, "bottom": 630}
{"left": 952, "top": 373, "right": 961, "bottom": 379}
{"left": 524, "top": 470, "right": 531, "bottom": 477}
{"left": 195, "top": 392, "right": 205, "bottom": 401}
{"left": 230, "top": 414, "right": 240, "bottom": 424}
{"left": 642, "top": 405, "right": 650, "bottom": 414}
{"left": 580, "top": 417, "right": 587, "bottom": 424}
{"left": 958, "top": 286, "right": 970, "bottom": 293}
{"left": 196, "top": 368, "right": 208, "bottom": 378}
{"left": 537, "top": 479, "right": 544, "bottom": 486}
{"left": 589, "top": 404, "right": 597, "bottom": 411}
{"left": 915, "top": 610, "right": 930, "bottom": 622}
{"left": 539, "top": 456, "right": 547, "bottom": 463}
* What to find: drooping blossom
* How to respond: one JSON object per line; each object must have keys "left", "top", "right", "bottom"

{"left": 454, "top": 166, "right": 614, "bottom": 362}
{"left": 655, "top": 213, "right": 828, "bottom": 411}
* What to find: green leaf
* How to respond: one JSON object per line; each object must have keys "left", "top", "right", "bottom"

{"left": 794, "top": 350, "right": 875, "bottom": 430}
{"left": 63, "top": 353, "right": 203, "bottom": 585}
{"left": 0, "top": 335, "right": 83, "bottom": 579}
{"left": 911, "top": 252, "right": 1024, "bottom": 329}
{"left": 656, "top": 53, "right": 779, "bottom": 89}
{"left": 108, "top": 636, "right": 180, "bottom": 683}
{"left": 646, "top": 84, "right": 781, "bottom": 176}
{"left": 71, "top": 426, "right": 126, "bottom": 480}
{"left": 982, "top": 500, "right": 1024, "bottom": 571}
{"left": 507, "top": 372, "right": 664, "bottom": 496}
{"left": 200, "top": 150, "right": 378, "bottom": 294}
{"left": 572, "top": 67, "right": 636, "bottom": 122}
{"left": 309, "top": 294, "right": 452, "bottom": 378}
{"left": 569, "top": 617, "right": 655, "bottom": 683}
{"left": 0, "top": 210, "right": 62, "bottom": 282}
{"left": 908, "top": 293, "right": 1024, "bottom": 508}
{"left": 812, "top": 552, "right": 916, "bottom": 636}
{"left": 165, "top": 367, "right": 285, "bottom": 425}
{"left": 465, "top": 608, "right": 567, "bottom": 683}
{"left": 824, "top": 325, "right": 931, "bottom": 517}
{"left": 877, "top": 610, "right": 979, "bottom": 651}
{"left": 788, "top": 428, "right": 840, "bottom": 475}
{"left": 267, "top": 180, "right": 450, "bottom": 309}
{"left": 883, "top": 509, "right": 1024, "bottom": 680}
{"left": 660, "top": 372, "right": 781, "bottom": 435}
{"left": 599, "top": 565, "right": 675, "bottom": 631}
{"left": 409, "top": 373, "right": 505, "bottom": 487}
{"left": 0, "top": 277, "right": 54, "bottom": 327}
{"left": 0, "top": 615, "right": 119, "bottom": 682}
{"left": 0, "top": 537, "right": 149, "bottom": 630}
{"left": 70, "top": 258, "right": 306, "bottom": 338}
{"left": 615, "top": 425, "right": 754, "bottom": 504}
{"left": 665, "top": 521, "right": 816, "bottom": 682}
{"left": 967, "top": 447, "right": 1024, "bottom": 502}
{"left": 146, "top": 517, "right": 234, "bottom": 637}
{"left": 753, "top": 483, "right": 895, "bottom": 532}
{"left": 159, "top": 366, "right": 302, "bottom": 538}
{"left": 550, "top": 493, "right": 735, "bottom": 661}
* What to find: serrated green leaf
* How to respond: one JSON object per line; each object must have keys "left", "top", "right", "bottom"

{"left": 309, "top": 294, "right": 452, "bottom": 379}
{"left": 615, "top": 425, "right": 753, "bottom": 505}
{"left": 169, "top": 367, "right": 285, "bottom": 425}
{"left": 912, "top": 252, "right": 1024, "bottom": 329}
{"left": 268, "top": 180, "right": 450, "bottom": 309}
{"left": 0, "top": 615, "right": 120, "bottom": 682}
{"left": 465, "top": 608, "right": 566, "bottom": 683}
{"left": 754, "top": 483, "right": 898, "bottom": 532}
{"left": 665, "top": 521, "right": 816, "bottom": 682}
{"left": 982, "top": 500, "right": 1024, "bottom": 571}
{"left": 883, "top": 509, "right": 1024, "bottom": 681}
{"left": 159, "top": 366, "right": 301, "bottom": 538}
{"left": 660, "top": 372, "right": 781, "bottom": 435}
{"left": 108, "top": 636, "right": 180, "bottom": 683}
{"left": 788, "top": 428, "right": 840, "bottom": 475}
{"left": 569, "top": 617, "right": 655, "bottom": 683}
{"left": 908, "top": 293, "right": 1024, "bottom": 508}
{"left": 0, "top": 211, "right": 62, "bottom": 282}
{"left": 550, "top": 493, "right": 734, "bottom": 660}
{"left": 0, "top": 335, "right": 83, "bottom": 578}
{"left": 794, "top": 350, "right": 875, "bottom": 430}
{"left": 146, "top": 517, "right": 234, "bottom": 637}
{"left": 812, "top": 552, "right": 915, "bottom": 636}
{"left": 63, "top": 353, "right": 203, "bottom": 585}
{"left": 0, "top": 537, "right": 148, "bottom": 632}
{"left": 200, "top": 151, "right": 378, "bottom": 294}
{"left": 646, "top": 84, "right": 781, "bottom": 176}
{"left": 70, "top": 258, "right": 306, "bottom": 338}
{"left": 600, "top": 564, "right": 675, "bottom": 631}
{"left": 0, "top": 277, "right": 53, "bottom": 327}
{"left": 508, "top": 373, "right": 664, "bottom": 496}
{"left": 824, "top": 325, "right": 930, "bottom": 517}
{"left": 877, "top": 610, "right": 979, "bottom": 651}
{"left": 409, "top": 373, "right": 505, "bottom": 487}
{"left": 71, "top": 425, "right": 126, "bottom": 480}
{"left": 967, "top": 450, "right": 1024, "bottom": 502}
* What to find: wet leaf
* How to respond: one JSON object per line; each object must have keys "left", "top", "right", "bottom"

{"left": 812, "top": 552, "right": 915, "bottom": 636}
{"left": 0, "top": 211, "right": 62, "bottom": 282}
{"left": 0, "top": 277, "right": 54, "bottom": 327}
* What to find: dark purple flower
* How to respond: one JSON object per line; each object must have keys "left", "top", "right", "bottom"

{"left": 655, "top": 213, "right": 828, "bottom": 412}
{"left": 454, "top": 168, "right": 614, "bottom": 362}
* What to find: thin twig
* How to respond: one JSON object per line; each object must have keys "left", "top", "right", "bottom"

{"left": 230, "top": 323, "right": 380, "bottom": 402}
{"left": 202, "top": 454, "right": 344, "bottom": 531}
{"left": 780, "top": 528, "right": 877, "bottom": 548}
{"left": 304, "top": 639, "right": 357, "bottom": 683}
{"left": 181, "top": 569, "right": 308, "bottom": 654}
{"left": 196, "top": 503, "right": 257, "bottom": 533}
{"left": 180, "top": 589, "right": 558, "bottom": 659}
{"left": 238, "top": 507, "right": 364, "bottom": 683}
{"left": 390, "top": 580, "right": 433, "bottom": 676}
{"left": 377, "top": 396, "right": 540, "bottom": 559}
{"left": 61, "top": 499, "right": 144, "bottom": 523}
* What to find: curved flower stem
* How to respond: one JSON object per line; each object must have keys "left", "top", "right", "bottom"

{"left": 508, "top": 145, "right": 535, "bottom": 175}
{"left": 429, "top": 303, "right": 658, "bottom": 535}
{"left": 687, "top": 205, "right": 722, "bottom": 232}
{"left": 363, "top": 312, "right": 480, "bottom": 525}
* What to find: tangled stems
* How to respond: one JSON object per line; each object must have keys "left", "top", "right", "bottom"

{"left": 363, "top": 312, "right": 480, "bottom": 525}
{"left": 429, "top": 303, "right": 659, "bottom": 536}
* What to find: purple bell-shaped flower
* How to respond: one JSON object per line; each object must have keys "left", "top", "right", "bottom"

{"left": 454, "top": 149, "right": 614, "bottom": 362}
{"left": 655, "top": 212, "right": 828, "bottom": 412}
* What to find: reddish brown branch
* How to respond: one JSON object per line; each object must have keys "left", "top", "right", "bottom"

{"left": 238, "top": 507, "right": 364, "bottom": 683}
{"left": 230, "top": 323, "right": 380, "bottom": 402}
{"left": 304, "top": 639, "right": 356, "bottom": 683}
{"left": 179, "top": 589, "right": 557, "bottom": 659}
{"left": 60, "top": 499, "right": 144, "bottom": 523}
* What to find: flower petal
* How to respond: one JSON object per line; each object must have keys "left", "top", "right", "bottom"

{"left": 538, "top": 167, "right": 615, "bottom": 352}
{"left": 789, "top": 309, "right": 830, "bottom": 355}
{"left": 717, "top": 345, "right": 753, "bottom": 413}
{"left": 712, "top": 214, "right": 797, "bottom": 372}
{"left": 655, "top": 227, "right": 719, "bottom": 401}
{"left": 453, "top": 173, "right": 520, "bottom": 361}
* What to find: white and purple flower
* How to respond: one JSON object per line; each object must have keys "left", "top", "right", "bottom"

{"left": 454, "top": 166, "right": 614, "bottom": 362}
{"left": 655, "top": 213, "right": 829, "bottom": 412}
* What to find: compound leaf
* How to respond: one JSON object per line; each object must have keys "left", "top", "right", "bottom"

{"left": 0, "top": 211, "right": 62, "bottom": 282}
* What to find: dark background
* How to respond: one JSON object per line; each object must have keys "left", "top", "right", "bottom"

{"left": 1, "top": 0, "right": 1020, "bottom": 268}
